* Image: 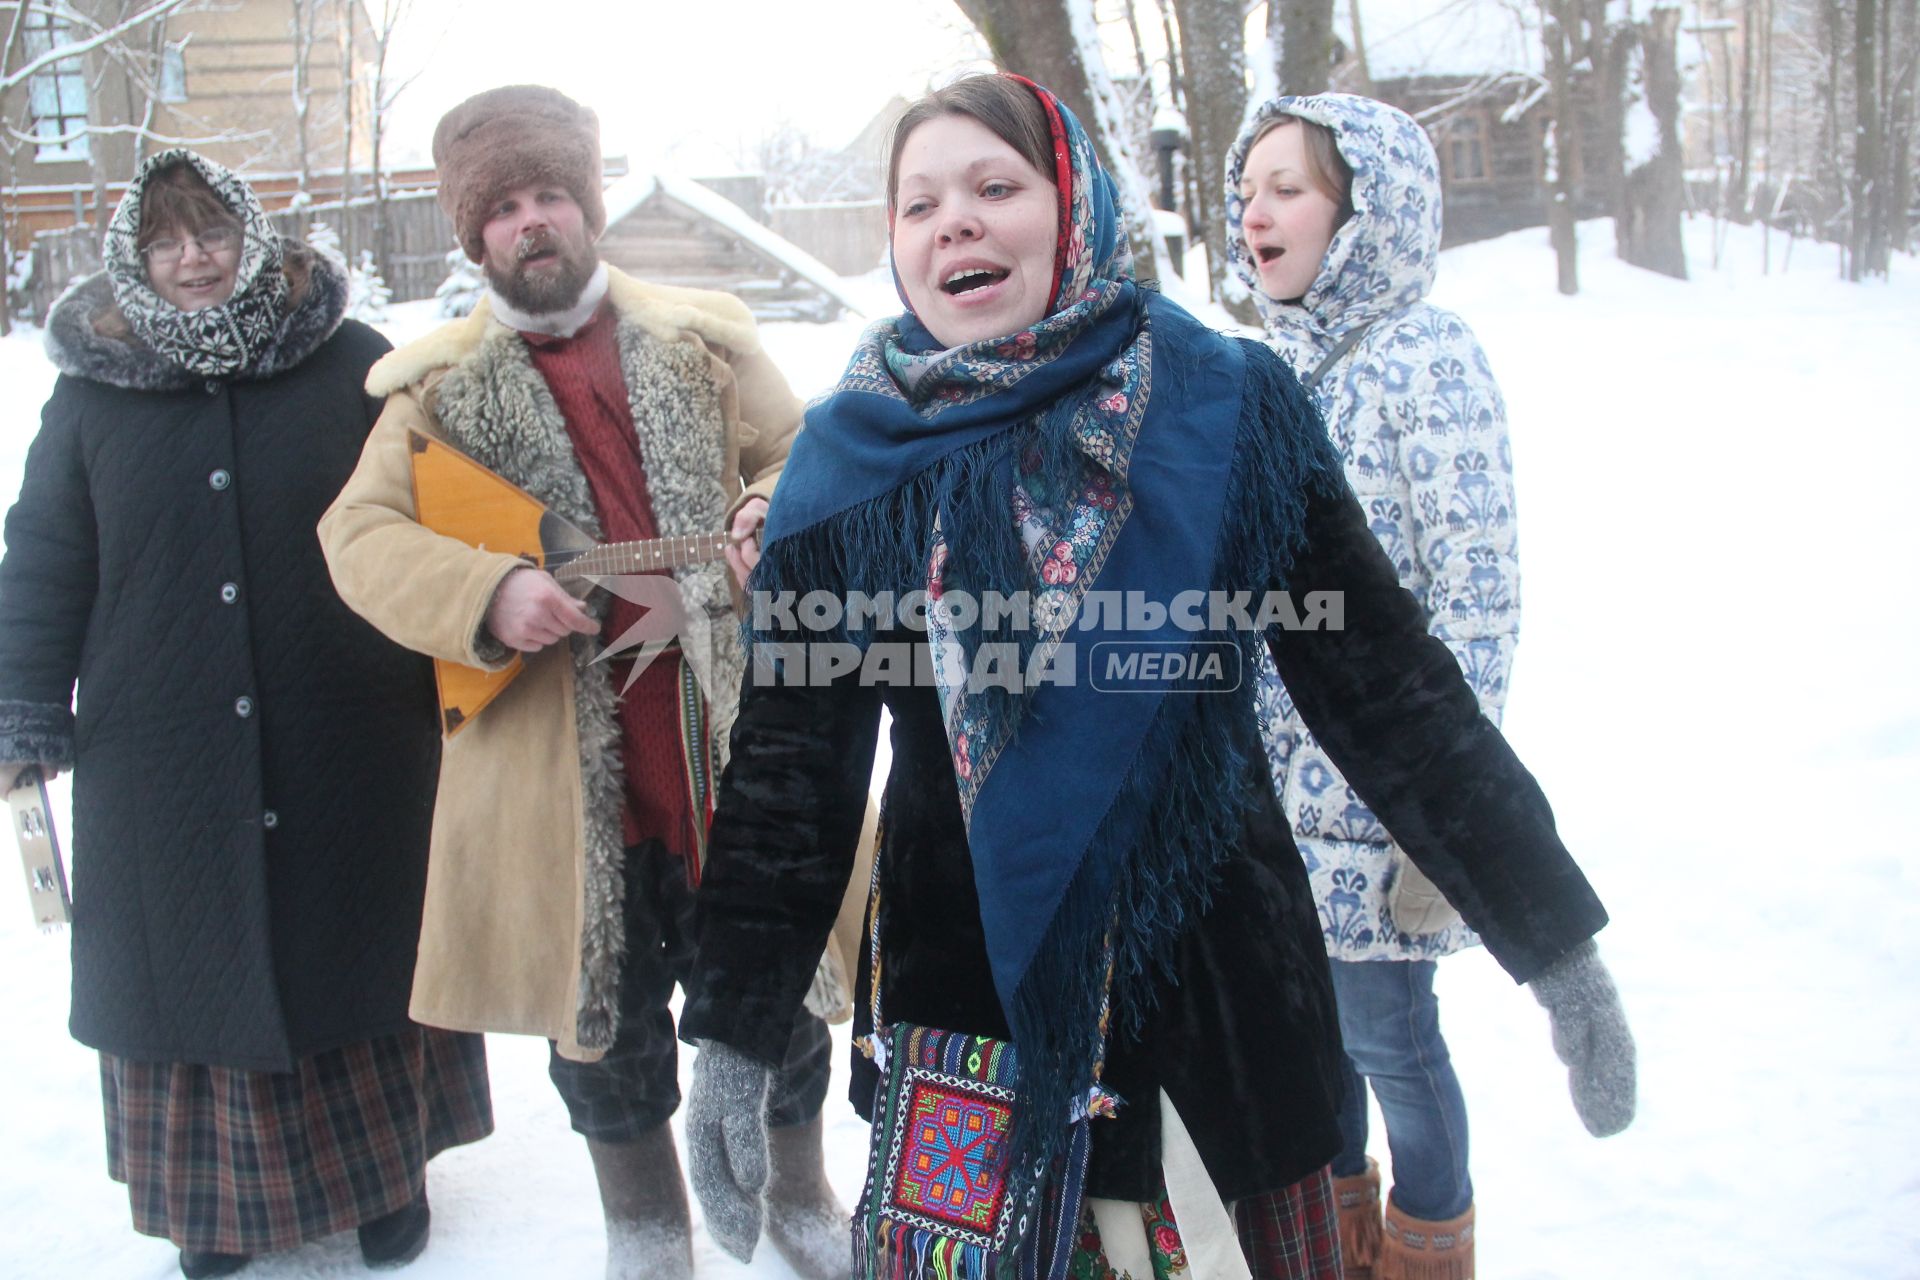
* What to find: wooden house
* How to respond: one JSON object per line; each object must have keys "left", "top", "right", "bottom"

{"left": 3, "top": 0, "right": 377, "bottom": 212}
{"left": 596, "top": 172, "right": 864, "bottom": 323}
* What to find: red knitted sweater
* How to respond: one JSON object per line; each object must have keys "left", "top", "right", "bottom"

{"left": 525, "top": 305, "right": 702, "bottom": 859}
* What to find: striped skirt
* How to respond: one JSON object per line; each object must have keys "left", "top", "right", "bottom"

{"left": 1069, "top": 1167, "right": 1341, "bottom": 1280}
{"left": 101, "top": 1027, "right": 492, "bottom": 1254}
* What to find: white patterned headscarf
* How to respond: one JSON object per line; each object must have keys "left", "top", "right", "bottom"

{"left": 104, "top": 148, "right": 287, "bottom": 379}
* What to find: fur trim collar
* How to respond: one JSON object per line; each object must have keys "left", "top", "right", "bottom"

{"left": 367, "top": 265, "right": 760, "bottom": 397}
{"left": 43, "top": 239, "right": 348, "bottom": 391}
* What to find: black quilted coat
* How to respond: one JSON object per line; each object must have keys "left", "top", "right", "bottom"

{"left": 0, "top": 248, "right": 441, "bottom": 1071}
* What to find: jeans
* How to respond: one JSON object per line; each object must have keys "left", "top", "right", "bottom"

{"left": 1327, "top": 958, "right": 1473, "bottom": 1222}
{"left": 547, "top": 840, "right": 832, "bottom": 1142}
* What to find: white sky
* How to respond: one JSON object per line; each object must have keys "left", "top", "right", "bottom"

{"left": 380, "top": 0, "right": 991, "bottom": 174}
{"left": 375, "top": 0, "right": 1558, "bottom": 179}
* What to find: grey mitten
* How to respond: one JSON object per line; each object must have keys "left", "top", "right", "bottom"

{"left": 685, "top": 1039, "right": 774, "bottom": 1262}
{"left": 1528, "top": 939, "right": 1637, "bottom": 1137}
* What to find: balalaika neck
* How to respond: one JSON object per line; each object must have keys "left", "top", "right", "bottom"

{"left": 552, "top": 532, "right": 731, "bottom": 581}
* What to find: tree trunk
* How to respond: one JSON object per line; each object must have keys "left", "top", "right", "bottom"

{"left": 950, "top": 0, "right": 1176, "bottom": 283}
{"left": 1622, "top": 6, "right": 1688, "bottom": 278}
{"left": 1595, "top": 2, "right": 1632, "bottom": 254}
{"left": 0, "top": 152, "right": 13, "bottom": 338}
{"left": 1731, "top": 0, "right": 1758, "bottom": 218}
{"left": 1170, "top": 0, "right": 1253, "bottom": 317}
{"left": 1276, "top": 0, "right": 1335, "bottom": 94}
{"left": 1820, "top": 0, "right": 1847, "bottom": 269}
{"left": 1, "top": 0, "right": 26, "bottom": 337}
{"left": 1853, "top": 0, "right": 1881, "bottom": 277}
{"left": 1157, "top": 0, "right": 1206, "bottom": 270}
{"left": 337, "top": 0, "right": 356, "bottom": 260}
{"left": 290, "top": 0, "right": 315, "bottom": 198}
{"left": 1887, "top": 0, "right": 1918, "bottom": 255}
{"left": 1349, "top": 0, "right": 1374, "bottom": 96}
{"left": 1542, "top": 0, "right": 1581, "bottom": 294}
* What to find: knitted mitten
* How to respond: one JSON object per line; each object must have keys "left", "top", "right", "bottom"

{"left": 685, "top": 1039, "right": 773, "bottom": 1262}
{"left": 1527, "top": 939, "right": 1637, "bottom": 1137}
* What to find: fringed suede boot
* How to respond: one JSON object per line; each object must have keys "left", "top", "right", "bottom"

{"left": 1332, "top": 1158, "right": 1384, "bottom": 1279}
{"left": 586, "top": 1126, "right": 693, "bottom": 1280}
{"left": 764, "top": 1112, "right": 851, "bottom": 1280}
{"left": 1377, "top": 1199, "right": 1474, "bottom": 1280}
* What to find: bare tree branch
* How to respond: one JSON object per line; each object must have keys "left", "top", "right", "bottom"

{"left": 5, "top": 119, "right": 273, "bottom": 146}
{"left": 0, "top": 0, "right": 191, "bottom": 92}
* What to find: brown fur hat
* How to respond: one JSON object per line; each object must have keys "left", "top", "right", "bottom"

{"left": 433, "top": 85, "right": 606, "bottom": 262}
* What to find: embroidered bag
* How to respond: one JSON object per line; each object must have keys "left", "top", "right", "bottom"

{"left": 852, "top": 824, "right": 1108, "bottom": 1280}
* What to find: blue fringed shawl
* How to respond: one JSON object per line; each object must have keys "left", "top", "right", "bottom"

{"left": 752, "top": 79, "right": 1345, "bottom": 1220}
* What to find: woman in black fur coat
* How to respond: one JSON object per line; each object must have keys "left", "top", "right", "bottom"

{"left": 677, "top": 75, "right": 1638, "bottom": 1280}
{"left": 0, "top": 151, "right": 491, "bottom": 1279}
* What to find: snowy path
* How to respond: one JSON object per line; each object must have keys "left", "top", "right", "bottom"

{"left": 1, "top": 219, "right": 1915, "bottom": 1278}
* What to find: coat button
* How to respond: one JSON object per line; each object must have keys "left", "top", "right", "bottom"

{"left": 219, "top": 582, "right": 239, "bottom": 604}
{"left": 208, "top": 469, "right": 231, "bottom": 490}
{"left": 203, "top": 380, "right": 221, "bottom": 395}
{"left": 234, "top": 696, "right": 254, "bottom": 718}
{"left": 262, "top": 810, "right": 279, "bottom": 830}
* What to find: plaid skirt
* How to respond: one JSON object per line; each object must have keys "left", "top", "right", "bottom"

{"left": 1070, "top": 1167, "right": 1340, "bottom": 1280}
{"left": 101, "top": 1027, "right": 492, "bottom": 1254}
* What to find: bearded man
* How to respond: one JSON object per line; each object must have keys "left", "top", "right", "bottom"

{"left": 319, "top": 86, "right": 847, "bottom": 1280}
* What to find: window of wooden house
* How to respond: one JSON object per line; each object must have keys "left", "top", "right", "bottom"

{"left": 1439, "top": 112, "right": 1492, "bottom": 186}
{"left": 22, "top": 10, "right": 90, "bottom": 160}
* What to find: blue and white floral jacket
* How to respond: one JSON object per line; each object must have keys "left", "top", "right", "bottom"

{"left": 1226, "top": 93, "right": 1519, "bottom": 962}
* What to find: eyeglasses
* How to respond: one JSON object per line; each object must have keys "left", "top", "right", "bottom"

{"left": 142, "top": 226, "right": 241, "bottom": 264}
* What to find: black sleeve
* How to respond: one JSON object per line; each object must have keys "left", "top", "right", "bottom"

{"left": 1267, "top": 480, "right": 1608, "bottom": 983}
{"left": 681, "top": 667, "right": 882, "bottom": 1064}
{"left": 0, "top": 379, "right": 98, "bottom": 766}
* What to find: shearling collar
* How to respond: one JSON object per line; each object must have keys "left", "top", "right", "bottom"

{"left": 367, "top": 265, "right": 761, "bottom": 398}
{"left": 43, "top": 239, "right": 348, "bottom": 391}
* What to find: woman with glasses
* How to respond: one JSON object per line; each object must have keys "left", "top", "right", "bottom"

{"left": 0, "top": 150, "right": 492, "bottom": 1278}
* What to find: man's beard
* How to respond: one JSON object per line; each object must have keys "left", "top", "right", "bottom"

{"left": 485, "top": 227, "right": 598, "bottom": 314}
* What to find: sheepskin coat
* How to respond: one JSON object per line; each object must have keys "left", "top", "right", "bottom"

{"left": 319, "top": 267, "right": 805, "bottom": 1061}
{"left": 0, "top": 246, "right": 442, "bottom": 1071}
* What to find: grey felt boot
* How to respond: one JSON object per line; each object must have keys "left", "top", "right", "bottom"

{"left": 586, "top": 1126, "right": 693, "bottom": 1280}
{"left": 764, "top": 1112, "right": 851, "bottom": 1280}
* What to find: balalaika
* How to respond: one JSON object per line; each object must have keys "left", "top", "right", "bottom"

{"left": 407, "top": 428, "right": 732, "bottom": 736}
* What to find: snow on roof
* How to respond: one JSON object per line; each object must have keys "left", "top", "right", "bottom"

{"left": 1345, "top": 0, "right": 1544, "bottom": 80}
{"left": 598, "top": 171, "right": 869, "bottom": 319}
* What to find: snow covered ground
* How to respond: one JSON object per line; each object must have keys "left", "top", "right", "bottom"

{"left": 1, "top": 216, "right": 1916, "bottom": 1278}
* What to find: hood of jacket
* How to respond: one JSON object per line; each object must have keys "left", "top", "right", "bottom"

{"left": 43, "top": 239, "right": 349, "bottom": 392}
{"left": 1225, "top": 93, "right": 1444, "bottom": 344}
